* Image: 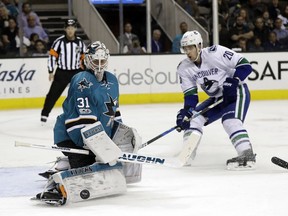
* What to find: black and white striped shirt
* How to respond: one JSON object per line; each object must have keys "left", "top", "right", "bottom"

{"left": 47, "top": 35, "right": 86, "bottom": 72}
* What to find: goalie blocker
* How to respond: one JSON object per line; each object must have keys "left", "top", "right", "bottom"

{"left": 81, "top": 121, "right": 142, "bottom": 184}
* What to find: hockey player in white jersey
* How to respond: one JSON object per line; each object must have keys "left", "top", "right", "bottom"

{"left": 175, "top": 30, "right": 256, "bottom": 170}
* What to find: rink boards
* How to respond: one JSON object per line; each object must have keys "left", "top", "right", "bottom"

{"left": 0, "top": 52, "right": 287, "bottom": 109}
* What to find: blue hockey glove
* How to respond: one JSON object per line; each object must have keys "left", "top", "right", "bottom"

{"left": 223, "top": 77, "right": 239, "bottom": 105}
{"left": 176, "top": 108, "right": 193, "bottom": 132}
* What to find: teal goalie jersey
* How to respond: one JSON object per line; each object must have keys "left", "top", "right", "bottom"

{"left": 54, "top": 70, "right": 121, "bottom": 147}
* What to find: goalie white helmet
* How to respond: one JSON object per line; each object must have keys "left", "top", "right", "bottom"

{"left": 84, "top": 41, "right": 110, "bottom": 81}
{"left": 180, "top": 30, "right": 203, "bottom": 61}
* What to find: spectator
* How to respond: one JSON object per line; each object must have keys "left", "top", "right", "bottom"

{"left": 273, "top": 17, "right": 288, "bottom": 44}
{"left": 238, "top": 37, "right": 248, "bottom": 52}
{"left": 2, "top": 0, "right": 18, "bottom": 17}
{"left": 268, "top": 0, "right": 285, "bottom": 21}
{"left": 31, "top": 39, "right": 48, "bottom": 56}
{"left": 248, "top": 37, "right": 264, "bottom": 52}
{"left": 0, "top": 3, "right": 13, "bottom": 31}
{"left": 226, "top": 3, "right": 241, "bottom": 30}
{"left": 1, "top": 15, "right": 30, "bottom": 57}
{"left": 15, "top": 28, "right": 31, "bottom": 51}
{"left": 16, "top": 44, "right": 30, "bottom": 57}
{"left": 218, "top": 0, "right": 230, "bottom": 22}
{"left": 151, "top": 29, "right": 163, "bottom": 53}
{"left": 128, "top": 37, "right": 146, "bottom": 54}
{"left": 171, "top": 21, "right": 188, "bottom": 53}
{"left": 238, "top": 7, "right": 254, "bottom": 30}
{"left": 18, "top": 2, "right": 41, "bottom": 27}
{"left": 253, "top": 17, "right": 270, "bottom": 44}
{"left": 263, "top": 31, "right": 283, "bottom": 51}
{"left": 1, "top": 16, "right": 17, "bottom": 55}
{"left": 278, "top": 4, "right": 288, "bottom": 29}
{"left": 242, "top": 0, "right": 266, "bottom": 23}
{"left": 262, "top": 9, "right": 274, "bottom": 30}
{"left": 29, "top": 32, "right": 39, "bottom": 47}
{"left": 118, "top": 22, "right": 139, "bottom": 53}
{"left": 23, "top": 14, "right": 48, "bottom": 44}
{"left": 219, "top": 22, "right": 231, "bottom": 48}
{"left": 232, "top": 37, "right": 248, "bottom": 52}
{"left": 229, "top": 15, "right": 254, "bottom": 48}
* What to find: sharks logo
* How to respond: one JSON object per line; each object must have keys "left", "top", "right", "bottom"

{"left": 101, "top": 81, "right": 114, "bottom": 90}
{"left": 104, "top": 95, "right": 118, "bottom": 126}
{"left": 104, "top": 95, "right": 117, "bottom": 117}
{"left": 77, "top": 78, "right": 93, "bottom": 92}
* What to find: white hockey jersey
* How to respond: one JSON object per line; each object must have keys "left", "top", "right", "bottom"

{"left": 177, "top": 45, "right": 248, "bottom": 98}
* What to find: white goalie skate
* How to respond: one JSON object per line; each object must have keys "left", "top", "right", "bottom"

{"left": 226, "top": 149, "right": 256, "bottom": 170}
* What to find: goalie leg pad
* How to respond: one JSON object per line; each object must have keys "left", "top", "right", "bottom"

{"left": 112, "top": 121, "right": 142, "bottom": 184}
{"left": 52, "top": 162, "right": 127, "bottom": 203}
{"left": 81, "top": 121, "right": 122, "bottom": 165}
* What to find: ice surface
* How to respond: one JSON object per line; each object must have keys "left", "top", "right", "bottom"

{"left": 0, "top": 100, "right": 288, "bottom": 215}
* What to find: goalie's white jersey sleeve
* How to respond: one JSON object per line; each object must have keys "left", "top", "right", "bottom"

{"left": 177, "top": 45, "right": 245, "bottom": 98}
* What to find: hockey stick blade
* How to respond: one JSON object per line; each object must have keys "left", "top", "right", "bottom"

{"left": 15, "top": 141, "right": 183, "bottom": 168}
{"left": 271, "top": 156, "right": 288, "bottom": 170}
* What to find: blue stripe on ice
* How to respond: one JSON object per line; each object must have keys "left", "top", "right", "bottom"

{"left": 0, "top": 166, "right": 49, "bottom": 197}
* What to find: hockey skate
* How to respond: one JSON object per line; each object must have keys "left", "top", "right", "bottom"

{"left": 33, "top": 182, "right": 66, "bottom": 206}
{"left": 226, "top": 149, "right": 256, "bottom": 170}
{"left": 38, "top": 170, "right": 57, "bottom": 179}
{"left": 39, "top": 156, "right": 70, "bottom": 179}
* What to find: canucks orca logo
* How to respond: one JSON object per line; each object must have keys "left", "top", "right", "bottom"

{"left": 208, "top": 45, "right": 217, "bottom": 52}
{"left": 78, "top": 78, "right": 93, "bottom": 92}
{"left": 203, "top": 77, "right": 216, "bottom": 90}
{"left": 200, "top": 77, "right": 220, "bottom": 96}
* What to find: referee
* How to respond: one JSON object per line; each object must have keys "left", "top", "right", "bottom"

{"left": 41, "top": 19, "right": 86, "bottom": 123}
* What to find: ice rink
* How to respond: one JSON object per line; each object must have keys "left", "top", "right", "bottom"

{"left": 1, "top": 100, "right": 288, "bottom": 216}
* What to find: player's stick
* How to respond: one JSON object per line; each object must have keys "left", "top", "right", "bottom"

{"left": 139, "top": 98, "right": 223, "bottom": 149}
{"left": 15, "top": 141, "right": 183, "bottom": 168}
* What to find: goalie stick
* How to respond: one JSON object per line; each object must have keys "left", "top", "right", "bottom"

{"left": 15, "top": 141, "right": 184, "bottom": 168}
{"left": 271, "top": 156, "right": 288, "bottom": 170}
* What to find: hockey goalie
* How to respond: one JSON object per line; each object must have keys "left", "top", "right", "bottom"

{"left": 34, "top": 41, "right": 142, "bottom": 205}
